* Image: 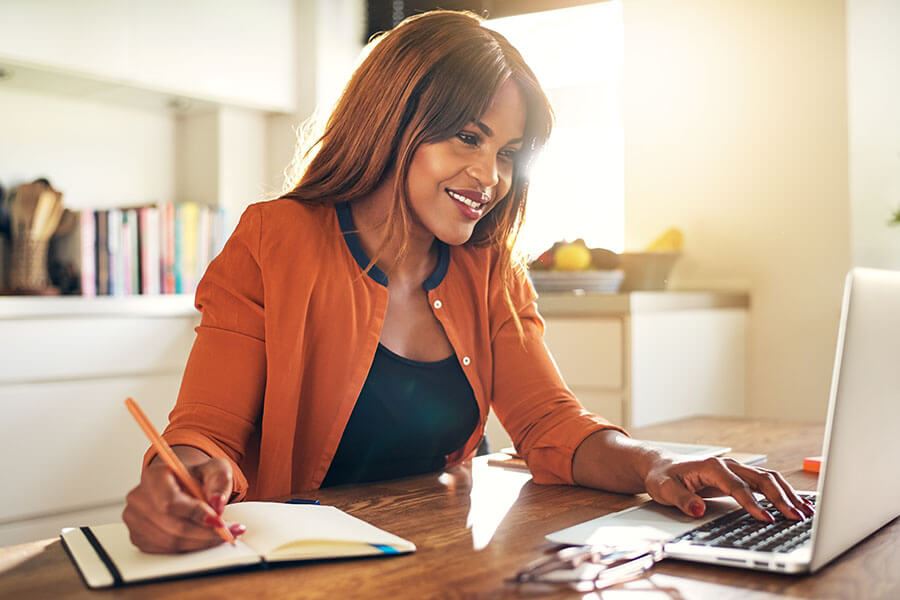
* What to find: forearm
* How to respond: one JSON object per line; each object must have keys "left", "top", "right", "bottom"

{"left": 148, "top": 445, "right": 211, "bottom": 469}
{"left": 572, "top": 430, "right": 663, "bottom": 494}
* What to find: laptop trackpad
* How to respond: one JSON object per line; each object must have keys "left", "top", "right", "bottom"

{"left": 547, "top": 497, "right": 742, "bottom": 546}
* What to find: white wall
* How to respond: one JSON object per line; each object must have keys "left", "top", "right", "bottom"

{"left": 847, "top": 0, "right": 900, "bottom": 270}
{"left": 623, "top": 0, "right": 851, "bottom": 422}
{"left": 0, "top": 87, "right": 175, "bottom": 210}
{"left": 265, "top": 0, "right": 367, "bottom": 195}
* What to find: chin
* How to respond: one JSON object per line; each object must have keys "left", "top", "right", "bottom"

{"left": 434, "top": 225, "right": 476, "bottom": 247}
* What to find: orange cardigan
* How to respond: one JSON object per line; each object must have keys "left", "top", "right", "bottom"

{"left": 144, "top": 199, "right": 625, "bottom": 500}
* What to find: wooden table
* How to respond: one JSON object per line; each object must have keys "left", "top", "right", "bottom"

{"left": 2, "top": 417, "right": 898, "bottom": 599}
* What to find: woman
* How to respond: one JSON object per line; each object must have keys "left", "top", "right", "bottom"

{"left": 124, "top": 10, "right": 813, "bottom": 554}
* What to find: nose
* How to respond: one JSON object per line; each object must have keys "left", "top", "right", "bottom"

{"left": 466, "top": 150, "right": 500, "bottom": 191}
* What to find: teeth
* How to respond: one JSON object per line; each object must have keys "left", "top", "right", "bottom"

{"left": 447, "top": 190, "right": 484, "bottom": 210}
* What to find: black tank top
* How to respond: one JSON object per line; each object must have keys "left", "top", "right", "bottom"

{"left": 321, "top": 342, "right": 480, "bottom": 487}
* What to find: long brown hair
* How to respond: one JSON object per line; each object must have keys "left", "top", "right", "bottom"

{"left": 282, "top": 10, "right": 553, "bottom": 335}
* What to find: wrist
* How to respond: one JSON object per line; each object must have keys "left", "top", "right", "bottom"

{"left": 573, "top": 429, "right": 663, "bottom": 493}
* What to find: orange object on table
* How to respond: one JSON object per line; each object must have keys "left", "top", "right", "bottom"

{"left": 803, "top": 456, "right": 822, "bottom": 474}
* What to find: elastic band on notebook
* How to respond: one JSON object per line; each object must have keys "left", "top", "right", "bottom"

{"left": 81, "top": 526, "right": 123, "bottom": 586}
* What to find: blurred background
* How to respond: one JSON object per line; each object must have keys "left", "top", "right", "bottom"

{"left": 0, "top": 0, "right": 898, "bottom": 546}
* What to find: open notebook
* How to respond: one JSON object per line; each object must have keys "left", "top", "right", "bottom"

{"left": 61, "top": 502, "right": 415, "bottom": 588}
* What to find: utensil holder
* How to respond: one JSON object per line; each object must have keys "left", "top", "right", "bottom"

{"left": 10, "top": 236, "right": 51, "bottom": 292}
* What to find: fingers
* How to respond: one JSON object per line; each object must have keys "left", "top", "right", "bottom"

{"left": 656, "top": 476, "right": 707, "bottom": 518}
{"left": 691, "top": 458, "right": 810, "bottom": 522}
{"left": 194, "top": 458, "right": 233, "bottom": 516}
{"left": 731, "top": 462, "right": 814, "bottom": 519}
{"left": 123, "top": 459, "right": 244, "bottom": 554}
{"left": 680, "top": 458, "right": 774, "bottom": 522}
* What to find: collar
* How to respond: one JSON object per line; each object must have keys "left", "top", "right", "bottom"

{"left": 335, "top": 202, "right": 449, "bottom": 291}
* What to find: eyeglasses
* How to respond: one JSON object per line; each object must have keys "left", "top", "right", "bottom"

{"left": 507, "top": 542, "right": 665, "bottom": 592}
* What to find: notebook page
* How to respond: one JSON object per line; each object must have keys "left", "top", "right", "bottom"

{"left": 89, "top": 522, "right": 261, "bottom": 583}
{"left": 223, "top": 502, "right": 415, "bottom": 559}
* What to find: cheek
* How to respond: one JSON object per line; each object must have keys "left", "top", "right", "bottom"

{"left": 497, "top": 167, "right": 514, "bottom": 200}
{"left": 410, "top": 144, "right": 459, "bottom": 191}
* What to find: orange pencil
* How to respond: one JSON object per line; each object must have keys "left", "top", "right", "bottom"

{"left": 124, "top": 397, "right": 236, "bottom": 546}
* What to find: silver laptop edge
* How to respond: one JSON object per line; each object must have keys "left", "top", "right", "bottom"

{"left": 807, "top": 267, "right": 900, "bottom": 572}
{"left": 664, "top": 267, "right": 900, "bottom": 573}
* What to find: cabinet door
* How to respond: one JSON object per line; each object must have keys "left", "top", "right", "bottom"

{"left": 0, "top": 316, "right": 196, "bottom": 384}
{"left": 629, "top": 310, "right": 746, "bottom": 427}
{"left": 0, "top": 374, "right": 181, "bottom": 523}
{"left": 543, "top": 318, "right": 624, "bottom": 389}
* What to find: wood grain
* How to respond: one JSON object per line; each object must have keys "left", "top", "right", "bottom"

{"left": 1, "top": 417, "right": 897, "bottom": 599}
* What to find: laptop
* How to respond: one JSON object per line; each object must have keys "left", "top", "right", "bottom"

{"left": 548, "top": 267, "right": 900, "bottom": 573}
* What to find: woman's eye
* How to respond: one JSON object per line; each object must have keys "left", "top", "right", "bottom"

{"left": 499, "top": 148, "right": 519, "bottom": 161}
{"left": 456, "top": 132, "right": 479, "bottom": 146}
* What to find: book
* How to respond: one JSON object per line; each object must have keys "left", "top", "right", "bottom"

{"left": 173, "top": 203, "right": 183, "bottom": 293}
{"left": 107, "top": 208, "right": 122, "bottom": 296}
{"left": 79, "top": 211, "right": 96, "bottom": 297}
{"left": 179, "top": 202, "right": 200, "bottom": 292}
{"left": 61, "top": 502, "right": 415, "bottom": 589}
{"left": 95, "top": 211, "right": 109, "bottom": 296}
{"left": 139, "top": 207, "right": 161, "bottom": 295}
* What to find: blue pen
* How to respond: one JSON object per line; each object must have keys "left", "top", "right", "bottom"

{"left": 285, "top": 498, "right": 321, "bottom": 505}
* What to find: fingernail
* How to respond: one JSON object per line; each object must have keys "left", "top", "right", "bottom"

{"left": 689, "top": 500, "right": 705, "bottom": 517}
{"left": 765, "top": 511, "right": 776, "bottom": 523}
{"left": 229, "top": 523, "right": 246, "bottom": 536}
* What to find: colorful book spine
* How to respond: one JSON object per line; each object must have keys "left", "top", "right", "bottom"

{"left": 108, "top": 208, "right": 123, "bottom": 296}
{"left": 126, "top": 208, "right": 140, "bottom": 295}
{"left": 173, "top": 204, "right": 183, "bottom": 294}
{"left": 162, "top": 202, "right": 175, "bottom": 294}
{"left": 140, "top": 207, "right": 161, "bottom": 295}
{"left": 180, "top": 202, "right": 200, "bottom": 293}
{"left": 96, "top": 211, "right": 109, "bottom": 296}
{"left": 121, "top": 210, "right": 132, "bottom": 296}
{"left": 79, "top": 210, "right": 96, "bottom": 297}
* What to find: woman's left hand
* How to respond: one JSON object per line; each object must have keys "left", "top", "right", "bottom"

{"left": 643, "top": 456, "right": 815, "bottom": 522}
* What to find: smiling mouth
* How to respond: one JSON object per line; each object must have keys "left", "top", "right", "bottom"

{"left": 446, "top": 189, "right": 488, "bottom": 210}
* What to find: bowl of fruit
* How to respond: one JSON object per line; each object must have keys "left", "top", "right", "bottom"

{"left": 527, "top": 228, "right": 683, "bottom": 293}
{"left": 528, "top": 240, "right": 624, "bottom": 293}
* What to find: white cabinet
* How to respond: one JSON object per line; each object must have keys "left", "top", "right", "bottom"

{"left": 0, "top": 1, "right": 131, "bottom": 82}
{"left": 0, "top": 296, "right": 198, "bottom": 546}
{"left": 0, "top": 0, "right": 297, "bottom": 112}
{"left": 484, "top": 292, "right": 747, "bottom": 451}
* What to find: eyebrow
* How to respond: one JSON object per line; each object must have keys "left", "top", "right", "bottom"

{"left": 473, "top": 120, "right": 523, "bottom": 146}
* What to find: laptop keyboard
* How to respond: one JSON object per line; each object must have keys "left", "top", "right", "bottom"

{"left": 672, "top": 495, "right": 816, "bottom": 554}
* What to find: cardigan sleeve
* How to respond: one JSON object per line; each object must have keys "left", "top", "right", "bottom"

{"left": 489, "top": 262, "right": 628, "bottom": 485}
{"left": 141, "top": 204, "right": 266, "bottom": 501}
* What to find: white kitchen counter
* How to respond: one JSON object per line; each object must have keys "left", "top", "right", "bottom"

{"left": 535, "top": 290, "right": 749, "bottom": 317}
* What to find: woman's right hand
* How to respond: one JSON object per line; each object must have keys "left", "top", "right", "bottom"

{"left": 123, "top": 455, "right": 246, "bottom": 553}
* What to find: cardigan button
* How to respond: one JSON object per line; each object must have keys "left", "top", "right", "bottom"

{"left": 462, "top": 356, "right": 471, "bottom": 366}
{"left": 433, "top": 299, "right": 443, "bottom": 309}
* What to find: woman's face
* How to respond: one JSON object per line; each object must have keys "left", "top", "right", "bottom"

{"left": 406, "top": 78, "right": 527, "bottom": 246}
